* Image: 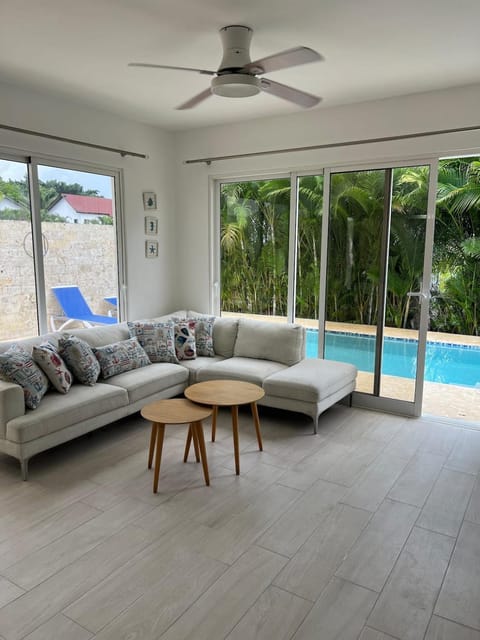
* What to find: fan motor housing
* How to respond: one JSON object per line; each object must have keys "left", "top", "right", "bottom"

{"left": 211, "top": 73, "right": 260, "bottom": 98}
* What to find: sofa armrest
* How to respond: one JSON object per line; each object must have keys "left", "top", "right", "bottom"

{"left": 0, "top": 380, "right": 25, "bottom": 438}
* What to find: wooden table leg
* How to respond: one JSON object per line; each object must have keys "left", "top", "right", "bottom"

{"left": 211, "top": 405, "right": 218, "bottom": 442}
{"left": 194, "top": 421, "right": 210, "bottom": 486}
{"left": 231, "top": 405, "right": 240, "bottom": 475}
{"left": 192, "top": 423, "right": 201, "bottom": 462}
{"left": 183, "top": 425, "right": 192, "bottom": 462}
{"left": 148, "top": 423, "right": 157, "bottom": 469}
{"left": 250, "top": 402, "right": 263, "bottom": 451}
{"left": 153, "top": 423, "right": 165, "bottom": 493}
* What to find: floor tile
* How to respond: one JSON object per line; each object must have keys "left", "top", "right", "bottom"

{"left": 387, "top": 452, "right": 444, "bottom": 507}
{"left": 226, "top": 586, "right": 311, "bottom": 640}
{"left": 292, "top": 576, "right": 377, "bottom": 640}
{"left": 336, "top": 499, "right": 419, "bottom": 592}
{"left": 257, "top": 479, "right": 346, "bottom": 557}
{"left": 425, "top": 615, "right": 480, "bottom": 639}
{"left": 274, "top": 503, "right": 371, "bottom": 600}
{"left": 368, "top": 526, "right": 455, "bottom": 640}
{"left": 435, "top": 521, "right": 480, "bottom": 631}
{"left": 342, "top": 453, "right": 409, "bottom": 512}
{"left": 416, "top": 468, "right": 475, "bottom": 537}
{"left": 159, "top": 546, "right": 287, "bottom": 640}
{"left": 22, "top": 614, "right": 92, "bottom": 640}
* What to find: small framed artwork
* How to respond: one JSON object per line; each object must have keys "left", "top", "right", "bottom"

{"left": 145, "top": 240, "right": 159, "bottom": 258}
{"left": 143, "top": 191, "right": 157, "bottom": 210}
{"left": 145, "top": 216, "right": 158, "bottom": 235}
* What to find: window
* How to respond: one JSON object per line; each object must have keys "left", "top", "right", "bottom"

{"left": 0, "top": 157, "right": 123, "bottom": 340}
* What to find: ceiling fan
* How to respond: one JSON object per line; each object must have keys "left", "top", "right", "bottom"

{"left": 129, "top": 25, "right": 323, "bottom": 110}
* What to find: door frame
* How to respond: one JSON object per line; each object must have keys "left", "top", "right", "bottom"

{"left": 319, "top": 157, "right": 439, "bottom": 417}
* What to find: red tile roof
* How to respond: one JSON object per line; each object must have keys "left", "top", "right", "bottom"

{"left": 62, "top": 194, "right": 112, "bottom": 216}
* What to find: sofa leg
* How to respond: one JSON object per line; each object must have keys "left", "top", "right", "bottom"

{"left": 313, "top": 419, "right": 318, "bottom": 435}
{"left": 21, "top": 459, "right": 29, "bottom": 481}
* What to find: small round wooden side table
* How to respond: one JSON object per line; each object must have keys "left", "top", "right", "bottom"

{"left": 141, "top": 398, "right": 213, "bottom": 493}
{"left": 185, "top": 379, "right": 264, "bottom": 476}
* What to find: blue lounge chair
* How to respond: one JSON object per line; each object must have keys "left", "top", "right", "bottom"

{"left": 51, "top": 285, "right": 117, "bottom": 330}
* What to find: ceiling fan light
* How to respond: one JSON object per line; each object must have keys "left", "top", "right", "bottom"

{"left": 211, "top": 74, "right": 260, "bottom": 98}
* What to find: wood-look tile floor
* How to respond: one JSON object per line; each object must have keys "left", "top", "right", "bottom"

{"left": 0, "top": 405, "right": 479, "bottom": 640}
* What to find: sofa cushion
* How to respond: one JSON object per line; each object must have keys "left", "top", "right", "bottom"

{"left": 93, "top": 337, "right": 151, "bottom": 379}
{"left": 213, "top": 317, "right": 239, "bottom": 358}
{"left": 127, "top": 321, "right": 179, "bottom": 364}
{"left": 178, "top": 355, "right": 225, "bottom": 383}
{"left": 196, "top": 357, "right": 287, "bottom": 387}
{"left": 6, "top": 383, "right": 128, "bottom": 443}
{"left": 58, "top": 335, "right": 101, "bottom": 386}
{"left": 67, "top": 323, "right": 130, "bottom": 348}
{"left": 0, "top": 345, "right": 49, "bottom": 410}
{"left": 32, "top": 342, "right": 73, "bottom": 394}
{"left": 263, "top": 358, "right": 358, "bottom": 402}
{"left": 234, "top": 319, "right": 305, "bottom": 366}
{"left": 102, "top": 362, "right": 188, "bottom": 403}
{"left": 174, "top": 322, "right": 197, "bottom": 360}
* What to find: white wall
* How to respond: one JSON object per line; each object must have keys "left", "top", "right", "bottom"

{"left": 174, "top": 83, "right": 480, "bottom": 312}
{"left": 0, "top": 80, "right": 176, "bottom": 320}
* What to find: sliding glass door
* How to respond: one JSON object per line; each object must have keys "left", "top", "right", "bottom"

{"left": 215, "top": 160, "right": 438, "bottom": 416}
{"left": 321, "top": 160, "right": 438, "bottom": 415}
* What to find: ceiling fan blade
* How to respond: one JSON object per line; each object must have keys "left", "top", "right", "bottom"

{"left": 260, "top": 77, "right": 321, "bottom": 108}
{"left": 176, "top": 87, "right": 212, "bottom": 110}
{"left": 243, "top": 46, "right": 323, "bottom": 75}
{"left": 128, "top": 63, "right": 215, "bottom": 76}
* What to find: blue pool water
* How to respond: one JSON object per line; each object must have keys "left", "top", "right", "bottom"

{"left": 306, "top": 330, "right": 480, "bottom": 388}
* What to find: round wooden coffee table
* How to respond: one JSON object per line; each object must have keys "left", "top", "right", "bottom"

{"left": 141, "top": 398, "right": 212, "bottom": 493}
{"left": 184, "top": 379, "right": 265, "bottom": 475}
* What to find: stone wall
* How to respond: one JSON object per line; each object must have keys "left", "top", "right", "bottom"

{"left": 0, "top": 220, "right": 117, "bottom": 340}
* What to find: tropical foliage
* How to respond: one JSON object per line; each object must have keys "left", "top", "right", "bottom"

{"left": 220, "top": 157, "right": 480, "bottom": 336}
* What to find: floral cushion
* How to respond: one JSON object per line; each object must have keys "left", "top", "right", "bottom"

{"left": 0, "top": 345, "right": 49, "bottom": 409}
{"left": 192, "top": 316, "right": 215, "bottom": 357}
{"left": 174, "top": 322, "right": 196, "bottom": 360}
{"left": 32, "top": 342, "right": 73, "bottom": 394}
{"left": 93, "top": 337, "right": 151, "bottom": 379}
{"left": 58, "top": 335, "right": 101, "bottom": 386}
{"left": 172, "top": 316, "right": 215, "bottom": 357}
{"left": 127, "top": 321, "right": 179, "bottom": 363}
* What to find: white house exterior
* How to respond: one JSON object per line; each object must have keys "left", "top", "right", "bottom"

{"left": 48, "top": 194, "right": 112, "bottom": 223}
{"left": 0, "top": 195, "right": 27, "bottom": 212}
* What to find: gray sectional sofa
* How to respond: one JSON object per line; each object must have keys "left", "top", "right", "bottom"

{"left": 0, "top": 312, "right": 357, "bottom": 479}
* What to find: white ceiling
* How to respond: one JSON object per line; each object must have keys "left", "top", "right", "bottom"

{"left": 2, "top": 0, "right": 480, "bottom": 132}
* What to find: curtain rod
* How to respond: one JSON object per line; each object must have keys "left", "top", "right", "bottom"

{"left": 0, "top": 123, "right": 147, "bottom": 159}
{"left": 184, "top": 124, "right": 480, "bottom": 165}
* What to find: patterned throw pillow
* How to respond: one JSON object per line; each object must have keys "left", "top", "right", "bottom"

{"left": 172, "top": 316, "right": 215, "bottom": 357}
{"left": 193, "top": 316, "right": 215, "bottom": 357}
{"left": 0, "top": 344, "right": 49, "bottom": 409}
{"left": 127, "top": 321, "right": 179, "bottom": 364}
{"left": 174, "top": 322, "right": 196, "bottom": 360}
{"left": 93, "top": 337, "right": 151, "bottom": 379}
{"left": 32, "top": 342, "right": 73, "bottom": 394}
{"left": 58, "top": 335, "right": 101, "bottom": 386}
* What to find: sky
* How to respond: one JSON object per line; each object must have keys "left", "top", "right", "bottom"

{"left": 0, "top": 160, "right": 112, "bottom": 197}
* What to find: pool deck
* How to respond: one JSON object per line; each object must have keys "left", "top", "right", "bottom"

{"left": 223, "top": 312, "right": 480, "bottom": 424}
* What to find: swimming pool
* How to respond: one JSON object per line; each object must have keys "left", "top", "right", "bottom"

{"left": 306, "top": 330, "right": 480, "bottom": 388}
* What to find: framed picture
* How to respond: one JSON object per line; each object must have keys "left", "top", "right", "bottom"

{"left": 143, "top": 191, "right": 157, "bottom": 210}
{"left": 145, "top": 240, "right": 159, "bottom": 258}
{"left": 145, "top": 216, "right": 158, "bottom": 235}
